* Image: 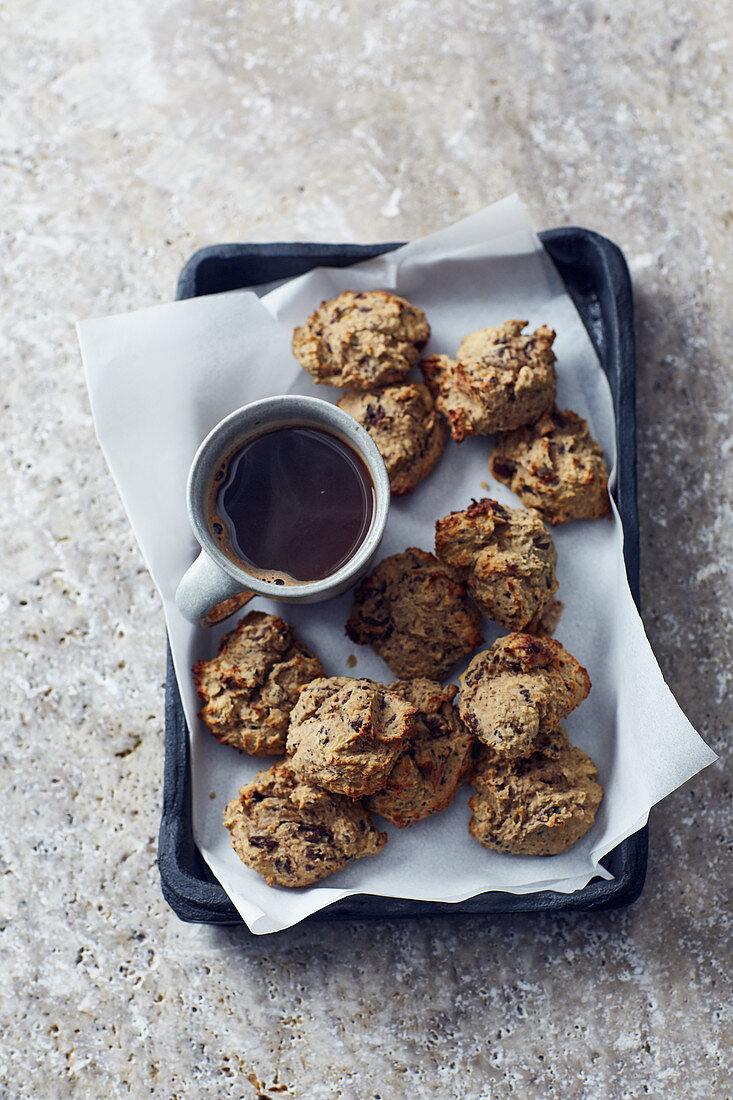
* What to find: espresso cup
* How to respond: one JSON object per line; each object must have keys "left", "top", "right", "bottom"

{"left": 175, "top": 395, "right": 391, "bottom": 625}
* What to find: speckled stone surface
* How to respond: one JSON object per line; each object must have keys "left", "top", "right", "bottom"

{"left": 1, "top": 1, "right": 730, "bottom": 1096}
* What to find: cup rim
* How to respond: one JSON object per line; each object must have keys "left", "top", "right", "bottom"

{"left": 186, "top": 394, "right": 391, "bottom": 600}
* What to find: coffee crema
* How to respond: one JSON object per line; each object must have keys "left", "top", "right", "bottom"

{"left": 209, "top": 425, "right": 375, "bottom": 585}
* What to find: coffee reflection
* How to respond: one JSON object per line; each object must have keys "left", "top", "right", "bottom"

{"left": 209, "top": 425, "right": 375, "bottom": 585}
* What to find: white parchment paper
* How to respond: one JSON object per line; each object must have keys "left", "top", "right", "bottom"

{"left": 78, "top": 196, "right": 715, "bottom": 934}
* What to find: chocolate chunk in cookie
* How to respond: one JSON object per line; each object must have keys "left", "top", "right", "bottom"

{"left": 420, "top": 320, "right": 556, "bottom": 442}
{"left": 223, "top": 762, "right": 387, "bottom": 887}
{"left": 193, "top": 611, "right": 324, "bottom": 755}
{"left": 346, "top": 548, "right": 484, "bottom": 680}
{"left": 286, "top": 676, "right": 416, "bottom": 798}
{"left": 292, "top": 290, "right": 430, "bottom": 390}
{"left": 490, "top": 407, "right": 611, "bottom": 524}
{"left": 366, "top": 680, "right": 474, "bottom": 827}
{"left": 337, "top": 382, "right": 448, "bottom": 495}
{"left": 468, "top": 727, "right": 603, "bottom": 855}
{"left": 458, "top": 632, "right": 591, "bottom": 758}
{"left": 435, "top": 498, "right": 560, "bottom": 633}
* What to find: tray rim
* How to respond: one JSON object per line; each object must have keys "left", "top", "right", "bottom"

{"left": 160, "top": 227, "right": 648, "bottom": 926}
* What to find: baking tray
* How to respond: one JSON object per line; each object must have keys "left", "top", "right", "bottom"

{"left": 159, "top": 228, "right": 648, "bottom": 925}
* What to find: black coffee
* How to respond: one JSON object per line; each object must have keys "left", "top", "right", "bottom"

{"left": 210, "top": 426, "right": 375, "bottom": 584}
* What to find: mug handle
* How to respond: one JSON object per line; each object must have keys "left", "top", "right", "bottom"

{"left": 175, "top": 550, "right": 250, "bottom": 626}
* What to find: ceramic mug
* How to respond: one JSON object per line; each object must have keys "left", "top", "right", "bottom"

{"left": 175, "top": 395, "right": 391, "bottom": 625}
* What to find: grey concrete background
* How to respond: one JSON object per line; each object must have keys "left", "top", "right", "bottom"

{"left": 1, "top": 1, "right": 730, "bottom": 1096}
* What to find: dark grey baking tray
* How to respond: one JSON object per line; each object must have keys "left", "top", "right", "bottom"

{"left": 159, "top": 228, "right": 648, "bottom": 925}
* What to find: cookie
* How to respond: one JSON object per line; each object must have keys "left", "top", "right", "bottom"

{"left": 366, "top": 680, "right": 474, "bottom": 827}
{"left": 337, "top": 382, "right": 448, "bottom": 495}
{"left": 490, "top": 407, "right": 611, "bottom": 524}
{"left": 199, "top": 589, "right": 254, "bottom": 627}
{"left": 420, "top": 320, "right": 556, "bottom": 442}
{"left": 223, "top": 762, "right": 387, "bottom": 887}
{"left": 468, "top": 727, "right": 603, "bottom": 855}
{"left": 193, "top": 611, "right": 324, "bottom": 755}
{"left": 524, "top": 596, "right": 564, "bottom": 639}
{"left": 286, "top": 676, "right": 416, "bottom": 798}
{"left": 458, "top": 632, "right": 591, "bottom": 758}
{"left": 345, "top": 548, "right": 484, "bottom": 680}
{"left": 434, "top": 498, "right": 560, "bottom": 633}
{"left": 292, "top": 290, "right": 430, "bottom": 390}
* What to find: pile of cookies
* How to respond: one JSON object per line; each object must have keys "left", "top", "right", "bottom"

{"left": 459, "top": 634, "right": 602, "bottom": 855}
{"left": 291, "top": 289, "right": 610, "bottom": 524}
{"left": 292, "top": 290, "right": 447, "bottom": 496}
{"left": 198, "top": 612, "right": 474, "bottom": 887}
{"left": 194, "top": 289, "right": 613, "bottom": 890}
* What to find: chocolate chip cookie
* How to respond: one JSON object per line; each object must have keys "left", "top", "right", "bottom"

{"left": 490, "top": 407, "right": 611, "bottom": 524}
{"left": 286, "top": 676, "right": 416, "bottom": 798}
{"left": 458, "top": 632, "right": 591, "bottom": 758}
{"left": 468, "top": 727, "right": 603, "bottom": 855}
{"left": 292, "top": 290, "right": 430, "bottom": 389}
{"left": 337, "top": 381, "right": 448, "bottom": 495}
{"left": 193, "top": 611, "right": 324, "bottom": 755}
{"left": 223, "top": 762, "right": 387, "bottom": 887}
{"left": 434, "top": 498, "right": 561, "bottom": 633}
{"left": 346, "top": 548, "right": 484, "bottom": 680}
{"left": 420, "top": 320, "right": 557, "bottom": 442}
{"left": 366, "top": 680, "right": 474, "bottom": 827}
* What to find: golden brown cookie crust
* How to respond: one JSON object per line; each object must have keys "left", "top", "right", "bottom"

{"left": 366, "top": 680, "right": 474, "bottom": 828}
{"left": 458, "top": 632, "right": 591, "bottom": 758}
{"left": 468, "top": 727, "right": 603, "bottom": 855}
{"left": 193, "top": 611, "right": 324, "bottom": 755}
{"left": 286, "top": 676, "right": 416, "bottom": 798}
{"left": 435, "top": 498, "right": 560, "bottom": 633}
{"left": 420, "top": 320, "right": 557, "bottom": 442}
{"left": 223, "top": 762, "right": 387, "bottom": 887}
{"left": 345, "top": 548, "right": 484, "bottom": 680}
{"left": 337, "top": 382, "right": 448, "bottom": 495}
{"left": 291, "top": 290, "right": 430, "bottom": 390}
{"left": 490, "top": 407, "right": 611, "bottom": 524}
